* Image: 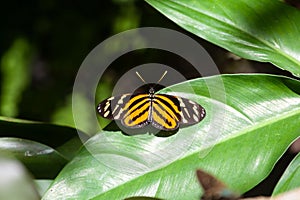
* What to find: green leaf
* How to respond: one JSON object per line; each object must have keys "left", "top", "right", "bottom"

{"left": 0, "top": 137, "right": 67, "bottom": 179}
{"left": 0, "top": 38, "right": 32, "bottom": 117}
{"left": 272, "top": 152, "right": 300, "bottom": 196}
{"left": 145, "top": 0, "right": 300, "bottom": 77}
{"left": 0, "top": 117, "right": 87, "bottom": 159}
{"left": 43, "top": 74, "right": 300, "bottom": 200}
{"left": 35, "top": 180, "right": 53, "bottom": 197}
{"left": 0, "top": 155, "right": 40, "bottom": 200}
{"left": 125, "top": 197, "right": 163, "bottom": 200}
{"left": 0, "top": 117, "right": 88, "bottom": 177}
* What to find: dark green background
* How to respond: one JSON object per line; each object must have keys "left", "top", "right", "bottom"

{"left": 0, "top": 0, "right": 288, "bottom": 125}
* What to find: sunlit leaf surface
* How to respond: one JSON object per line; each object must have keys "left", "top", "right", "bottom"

{"left": 43, "top": 74, "right": 300, "bottom": 200}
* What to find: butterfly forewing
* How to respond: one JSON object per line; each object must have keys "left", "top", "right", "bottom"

{"left": 121, "top": 94, "right": 150, "bottom": 128}
{"left": 176, "top": 96, "right": 206, "bottom": 125}
{"left": 97, "top": 94, "right": 132, "bottom": 120}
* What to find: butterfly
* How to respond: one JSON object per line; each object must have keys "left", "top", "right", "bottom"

{"left": 97, "top": 71, "right": 206, "bottom": 131}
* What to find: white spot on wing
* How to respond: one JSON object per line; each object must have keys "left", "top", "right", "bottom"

{"left": 200, "top": 109, "right": 206, "bottom": 118}
{"left": 104, "top": 111, "right": 110, "bottom": 117}
{"left": 107, "top": 97, "right": 114, "bottom": 101}
{"left": 181, "top": 116, "right": 188, "bottom": 123}
{"left": 184, "top": 107, "right": 190, "bottom": 118}
{"left": 118, "top": 95, "right": 127, "bottom": 104}
{"left": 193, "top": 105, "right": 199, "bottom": 115}
{"left": 112, "top": 104, "right": 119, "bottom": 114}
{"left": 104, "top": 103, "right": 110, "bottom": 111}
{"left": 188, "top": 100, "right": 196, "bottom": 105}
{"left": 178, "top": 97, "right": 185, "bottom": 107}
{"left": 193, "top": 114, "right": 199, "bottom": 122}
{"left": 114, "top": 109, "right": 123, "bottom": 119}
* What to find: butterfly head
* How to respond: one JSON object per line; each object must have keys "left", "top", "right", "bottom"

{"left": 149, "top": 87, "right": 155, "bottom": 94}
{"left": 132, "top": 83, "right": 164, "bottom": 95}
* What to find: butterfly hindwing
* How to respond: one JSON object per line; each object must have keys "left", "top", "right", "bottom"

{"left": 151, "top": 94, "right": 182, "bottom": 130}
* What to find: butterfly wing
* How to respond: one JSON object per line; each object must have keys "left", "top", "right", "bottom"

{"left": 97, "top": 93, "right": 205, "bottom": 131}
{"left": 152, "top": 94, "right": 205, "bottom": 130}
{"left": 176, "top": 96, "right": 206, "bottom": 126}
{"left": 121, "top": 94, "right": 151, "bottom": 128}
{"left": 151, "top": 94, "right": 182, "bottom": 130}
{"left": 97, "top": 94, "right": 151, "bottom": 129}
{"left": 97, "top": 94, "right": 132, "bottom": 120}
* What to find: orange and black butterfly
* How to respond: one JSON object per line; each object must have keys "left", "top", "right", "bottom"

{"left": 97, "top": 71, "right": 205, "bottom": 131}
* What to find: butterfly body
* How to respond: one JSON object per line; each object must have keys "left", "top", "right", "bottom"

{"left": 97, "top": 87, "right": 205, "bottom": 131}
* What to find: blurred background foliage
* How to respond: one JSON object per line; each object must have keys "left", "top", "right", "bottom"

{"left": 0, "top": 0, "right": 293, "bottom": 134}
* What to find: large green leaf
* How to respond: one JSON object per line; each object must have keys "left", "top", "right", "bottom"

{"left": 0, "top": 138, "right": 67, "bottom": 179}
{"left": 43, "top": 74, "right": 300, "bottom": 200}
{"left": 0, "top": 117, "right": 88, "bottom": 178}
{"left": 145, "top": 0, "right": 300, "bottom": 77}
{"left": 272, "top": 153, "right": 300, "bottom": 196}
{"left": 0, "top": 117, "right": 87, "bottom": 159}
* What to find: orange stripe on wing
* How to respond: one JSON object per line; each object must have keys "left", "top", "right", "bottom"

{"left": 153, "top": 99, "right": 180, "bottom": 121}
{"left": 155, "top": 95, "right": 181, "bottom": 114}
{"left": 152, "top": 109, "right": 177, "bottom": 129}
{"left": 123, "top": 94, "right": 148, "bottom": 110}
{"left": 152, "top": 103, "right": 178, "bottom": 129}
{"left": 123, "top": 106, "right": 149, "bottom": 127}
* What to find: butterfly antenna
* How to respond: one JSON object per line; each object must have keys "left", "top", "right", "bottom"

{"left": 157, "top": 70, "right": 167, "bottom": 84}
{"left": 136, "top": 71, "right": 147, "bottom": 84}
{"left": 136, "top": 70, "right": 167, "bottom": 85}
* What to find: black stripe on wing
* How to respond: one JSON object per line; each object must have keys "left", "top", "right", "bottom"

{"left": 151, "top": 94, "right": 182, "bottom": 130}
